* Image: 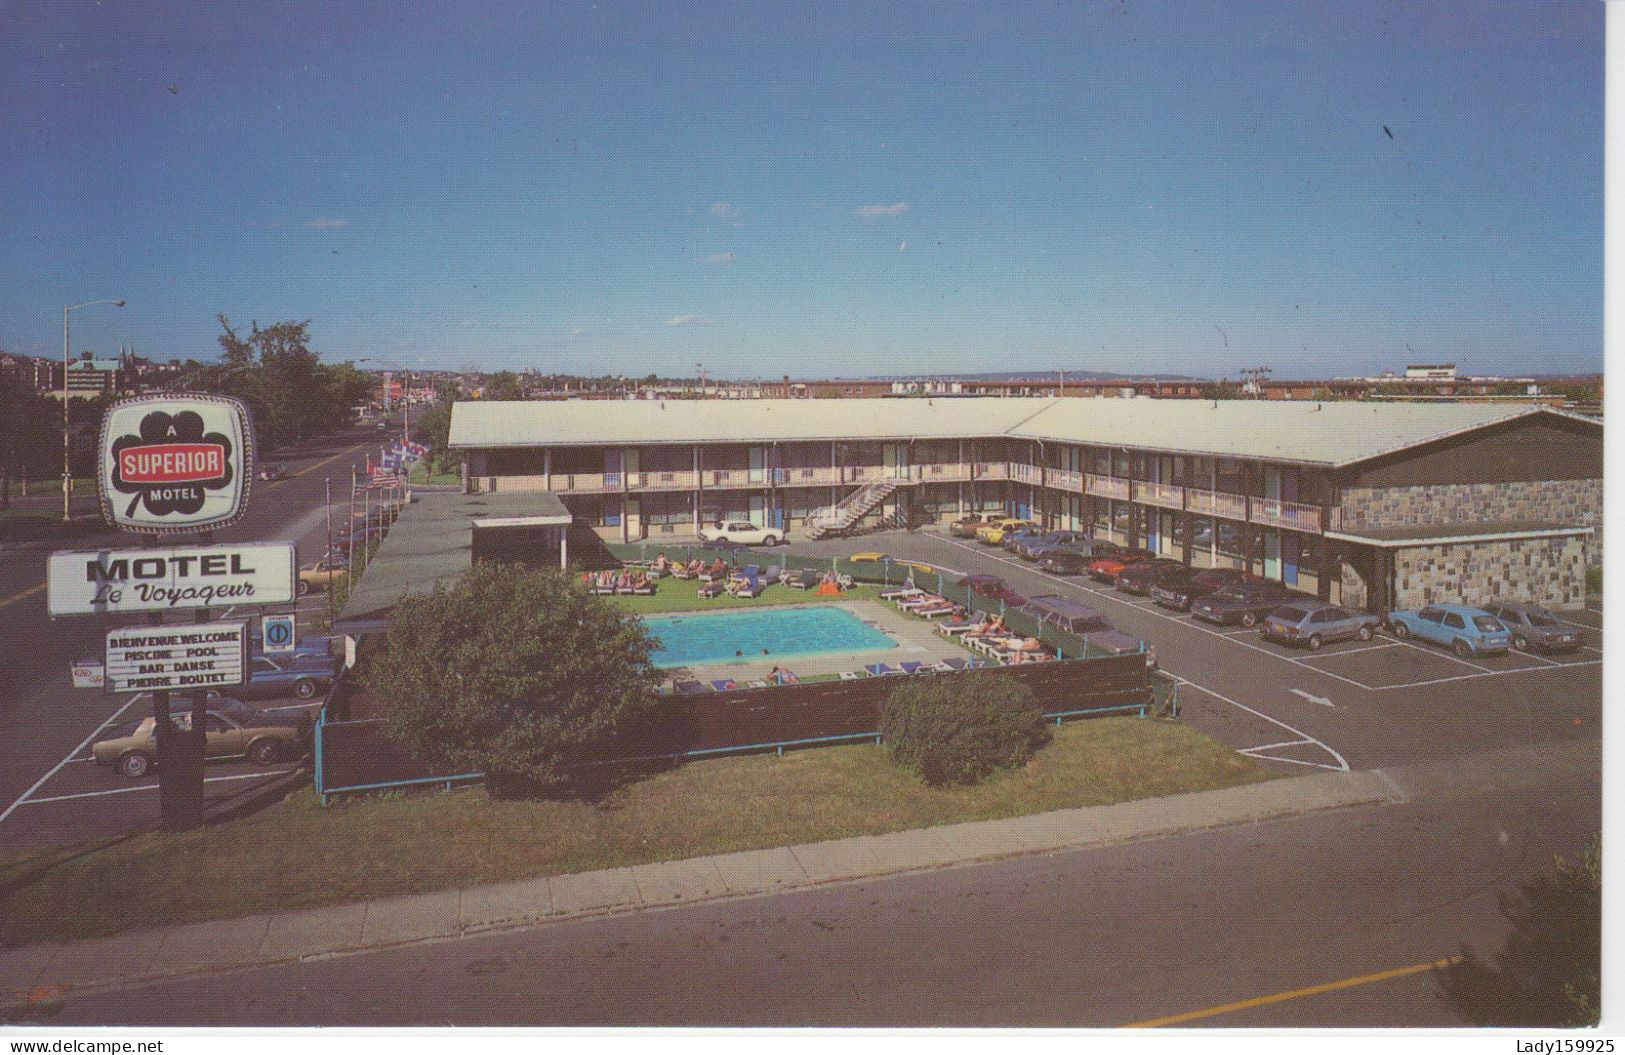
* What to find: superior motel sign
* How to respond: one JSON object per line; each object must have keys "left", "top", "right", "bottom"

{"left": 103, "top": 620, "right": 248, "bottom": 694}
{"left": 99, "top": 393, "right": 254, "bottom": 533}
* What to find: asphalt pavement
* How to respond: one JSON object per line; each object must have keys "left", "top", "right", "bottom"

{"left": 0, "top": 426, "right": 388, "bottom": 851}
{"left": 25, "top": 738, "right": 1599, "bottom": 1028}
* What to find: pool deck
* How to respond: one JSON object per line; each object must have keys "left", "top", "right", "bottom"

{"left": 651, "top": 599, "right": 972, "bottom": 686}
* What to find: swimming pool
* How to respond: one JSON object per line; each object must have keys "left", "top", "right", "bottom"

{"left": 643, "top": 606, "right": 897, "bottom": 667}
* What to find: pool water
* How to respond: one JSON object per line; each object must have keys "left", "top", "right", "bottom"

{"left": 643, "top": 607, "right": 897, "bottom": 667}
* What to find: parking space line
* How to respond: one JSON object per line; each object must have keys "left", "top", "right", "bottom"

{"left": 1170, "top": 675, "right": 1348, "bottom": 772}
{"left": 1240, "top": 738, "right": 1314, "bottom": 753}
{"left": 1301, "top": 642, "right": 1397, "bottom": 660}
{"left": 1367, "top": 659, "right": 1603, "bottom": 691}
{"left": 20, "top": 769, "right": 300, "bottom": 807}
{"left": 0, "top": 697, "right": 142, "bottom": 828}
{"left": 1240, "top": 752, "right": 1343, "bottom": 771}
{"left": 1385, "top": 636, "right": 1493, "bottom": 673}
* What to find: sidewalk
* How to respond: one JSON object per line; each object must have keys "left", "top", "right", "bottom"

{"left": 1, "top": 737, "right": 1601, "bottom": 1011}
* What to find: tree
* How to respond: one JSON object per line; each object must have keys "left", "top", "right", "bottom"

{"left": 1198, "top": 380, "right": 1242, "bottom": 400}
{"left": 484, "top": 371, "right": 524, "bottom": 400}
{"left": 0, "top": 369, "right": 61, "bottom": 506}
{"left": 363, "top": 563, "right": 664, "bottom": 797}
{"left": 413, "top": 387, "right": 463, "bottom": 475}
{"left": 879, "top": 672, "right": 1050, "bottom": 786}
{"left": 1437, "top": 836, "right": 1601, "bottom": 1027}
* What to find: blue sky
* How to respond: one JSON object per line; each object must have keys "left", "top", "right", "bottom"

{"left": 0, "top": 0, "right": 1603, "bottom": 380}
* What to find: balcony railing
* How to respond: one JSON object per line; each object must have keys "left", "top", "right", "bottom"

{"left": 775, "top": 466, "right": 840, "bottom": 487}
{"left": 1045, "top": 467, "right": 1083, "bottom": 491}
{"left": 1010, "top": 462, "right": 1044, "bottom": 485}
{"left": 1084, "top": 473, "right": 1130, "bottom": 500}
{"left": 973, "top": 461, "right": 1010, "bottom": 481}
{"left": 1250, "top": 497, "right": 1324, "bottom": 534}
{"left": 916, "top": 462, "right": 972, "bottom": 482}
{"left": 1185, "top": 487, "right": 1249, "bottom": 521}
{"left": 549, "top": 472, "right": 606, "bottom": 494}
{"left": 704, "top": 468, "right": 758, "bottom": 488}
{"left": 638, "top": 470, "right": 698, "bottom": 491}
{"left": 1132, "top": 480, "right": 1185, "bottom": 510}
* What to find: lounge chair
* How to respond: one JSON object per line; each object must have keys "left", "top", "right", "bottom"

{"left": 698, "top": 562, "right": 730, "bottom": 584}
{"left": 698, "top": 580, "right": 726, "bottom": 599}
{"left": 898, "top": 661, "right": 927, "bottom": 674}
{"left": 916, "top": 602, "right": 961, "bottom": 619}
{"left": 880, "top": 584, "right": 923, "bottom": 601}
{"left": 938, "top": 617, "right": 989, "bottom": 636}
{"left": 934, "top": 656, "right": 970, "bottom": 672}
{"left": 710, "top": 679, "right": 740, "bottom": 691}
{"left": 670, "top": 561, "right": 699, "bottom": 579}
{"left": 727, "top": 571, "right": 765, "bottom": 599}
{"left": 675, "top": 680, "right": 706, "bottom": 695}
{"left": 785, "top": 568, "right": 821, "bottom": 590}
{"left": 626, "top": 576, "right": 657, "bottom": 596}
{"left": 896, "top": 593, "right": 945, "bottom": 611}
{"left": 763, "top": 564, "right": 784, "bottom": 583}
{"left": 865, "top": 663, "right": 903, "bottom": 676}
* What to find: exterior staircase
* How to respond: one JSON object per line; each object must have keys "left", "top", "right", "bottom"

{"left": 805, "top": 480, "right": 899, "bottom": 539}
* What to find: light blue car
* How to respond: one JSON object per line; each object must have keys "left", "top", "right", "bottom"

{"left": 1386, "top": 603, "right": 1511, "bottom": 657}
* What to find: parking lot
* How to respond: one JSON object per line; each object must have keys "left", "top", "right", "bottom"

{"left": 0, "top": 595, "right": 335, "bottom": 852}
{"left": 795, "top": 529, "right": 1603, "bottom": 775}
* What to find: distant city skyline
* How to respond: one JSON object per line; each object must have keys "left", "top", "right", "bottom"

{"left": 0, "top": 0, "right": 1603, "bottom": 380}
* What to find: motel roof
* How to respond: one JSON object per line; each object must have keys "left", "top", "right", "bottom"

{"left": 449, "top": 397, "right": 1596, "bottom": 469}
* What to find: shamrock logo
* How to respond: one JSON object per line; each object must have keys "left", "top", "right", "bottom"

{"left": 109, "top": 410, "right": 235, "bottom": 520}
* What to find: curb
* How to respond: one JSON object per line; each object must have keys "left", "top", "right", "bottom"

{"left": 0, "top": 767, "right": 1401, "bottom": 1014}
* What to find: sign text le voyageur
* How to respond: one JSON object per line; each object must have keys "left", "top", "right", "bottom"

{"left": 47, "top": 542, "right": 297, "bottom": 617}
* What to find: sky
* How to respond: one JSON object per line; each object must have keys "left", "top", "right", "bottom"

{"left": 0, "top": 0, "right": 1604, "bottom": 380}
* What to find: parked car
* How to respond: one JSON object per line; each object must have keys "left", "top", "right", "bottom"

{"left": 1114, "top": 558, "right": 1188, "bottom": 596}
{"left": 1386, "top": 604, "right": 1511, "bottom": 657}
{"left": 257, "top": 463, "right": 289, "bottom": 482}
{"left": 1151, "top": 568, "right": 1259, "bottom": 611}
{"left": 1485, "top": 603, "right": 1585, "bottom": 653}
{"left": 957, "top": 574, "right": 1027, "bottom": 608}
{"left": 976, "top": 518, "right": 1038, "bottom": 545}
{"left": 238, "top": 651, "right": 342, "bottom": 700}
{"left": 696, "top": 520, "right": 784, "bottom": 546}
{"left": 92, "top": 697, "right": 311, "bottom": 778}
{"left": 298, "top": 556, "right": 350, "bottom": 595}
{"left": 1016, "top": 530, "right": 1087, "bottom": 560}
{"left": 1020, "top": 595, "right": 1114, "bottom": 635}
{"left": 949, "top": 513, "right": 988, "bottom": 538}
{"left": 1036, "top": 548, "right": 1094, "bottom": 575}
{"left": 1001, "top": 525, "right": 1049, "bottom": 553}
{"left": 1261, "top": 602, "right": 1381, "bottom": 650}
{"left": 1190, "top": 582, "right": 1310, "bottom": 627}
{"left": 1087, "top": 547, "right": 1154, "bottom": 584}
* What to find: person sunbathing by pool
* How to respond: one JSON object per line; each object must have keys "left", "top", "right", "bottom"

{"left": 769, "top": 665, "right": 799, "bottom": 685}
{"left": 652, "top": 553, "right": 670, "bottom": 574}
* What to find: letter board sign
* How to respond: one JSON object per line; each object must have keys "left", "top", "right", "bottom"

{"left": 99, "top": 393, "right": 254, "bottom": 533}
{"left": 104, "top": 621, "right": 248, "bottom": 694}
{"left": 47, "top": 542, "right": 297, "bottom": 617}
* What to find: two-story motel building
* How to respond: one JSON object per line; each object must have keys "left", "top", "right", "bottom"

{"left": 447, "top": 398, "right": 1601, "bottom": 613}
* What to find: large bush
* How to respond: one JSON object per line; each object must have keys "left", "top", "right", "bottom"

{"left": 1437, "top": 836, "right": 1601, "bottom": 1026}
{"left": 879, "top": 672, "right": 1050, "bottom": 786}
{"left": 364, "top": 562, "right": 663, "bottom": 797}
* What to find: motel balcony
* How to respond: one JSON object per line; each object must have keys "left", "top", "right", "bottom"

{"left": 1184, "top": 486, "right": 1249, "bottom": 521}
{"left": 1009, "top": 462, "right": 1045, "bottom": 485}
{"left": 1044, "top": 467, "right": 1083, "bottom": 491}
{"left": 1249, "top": 496, "right": 1325, "bottom": 534}
{"left": 973, "top": 461, "right": 1011, "bottom": 481}
{"left": 1132, "top": 480, "right": 1185, "bottom": 510}
{"left": 1084, "top": 473, "right": 1130, "bottom": 501}
{"left": 628, "top": 470, "right": 699, "bottom": 491}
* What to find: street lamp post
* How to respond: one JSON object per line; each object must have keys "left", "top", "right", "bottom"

{"left": 63, "top": 298, "right": 125, "bottom": 521}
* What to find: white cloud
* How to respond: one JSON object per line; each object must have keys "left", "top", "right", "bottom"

{"left": 709, "top": 202, "right": 743, "bottom": 223}
{"left": 666, "top": 313, "right": 710, "bottom": 327}
{"left": 304, "top": 217, "right": 350, "bottom": 230}
{"left": 856, "top": 202, "right": 910, "bottom": 218}
{"left": 697, "top": 251, "right": 736, "bottom": 265}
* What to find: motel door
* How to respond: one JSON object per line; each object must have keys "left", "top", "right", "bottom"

{"left": 748, "top": 494, "right": 766, "bottom": 526}
{"left": 1262, "top": 466, "right": 1282, "bottom": 579}
{"left": 603, "top": 450, "right": 623, "bottom": 490}
{"left": 748, "top": 447, "right": 766, "bottom": 484}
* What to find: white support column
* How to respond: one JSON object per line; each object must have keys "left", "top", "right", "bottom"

{"left": 559, "top": 527, "right": 568, "bottom": 569}
{"left": 543, "top": 448, "right": 551, "bottom": 492}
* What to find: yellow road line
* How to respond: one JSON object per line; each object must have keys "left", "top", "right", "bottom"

{"left": 272, "top": 443, "right": 370, "bottom": 485}
{"left": 1124, "top": 956, "right": 1462, "bottom": 1028}
{"left": 0, "top": 581, "right": 46, "bottom": 612}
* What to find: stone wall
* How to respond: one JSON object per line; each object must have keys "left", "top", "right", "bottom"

{"left": 1338, "top": 479, "right": 1602, "bottom": 563}
{"left": 1392, "top": 535, "right": 1588, "bottom": 611}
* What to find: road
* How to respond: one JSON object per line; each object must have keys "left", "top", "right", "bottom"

{"left": 0, "top": 425, "right": 389, "bottom": 851}
{"left": 41, "top": 740, "right": 1599, "bottom": 1027}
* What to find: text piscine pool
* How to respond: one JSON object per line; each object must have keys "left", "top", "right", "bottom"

{"left": 643, "top": 607, "right": 898, "bottom": 667}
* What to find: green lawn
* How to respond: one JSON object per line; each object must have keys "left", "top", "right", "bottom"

{"left": 0, "top": 717, "right": 1270, "bottom": 948}
{"left": 604, "top": 574, "right": 884, "bottom": 614}
{"left": 408, "top": 461, "right": 461, "bottom": 485}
